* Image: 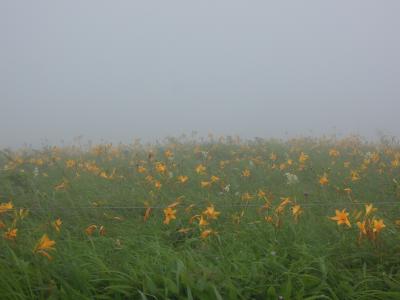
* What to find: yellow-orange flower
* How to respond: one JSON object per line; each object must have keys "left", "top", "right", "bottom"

{"left": 210, "top": 175, "right": 220, "bottom": 183}
{"left": 391, "top": 159, "right": 399, "bottom": 168}
{"left": 242, "top": 169, "right": 251, "bottom": 177}
{"left": 33, "top": 158, "right": 44, "bottom": 166}
{"left": 178, "top": 228, "right": 192, "bottom": 234}
{"left": 99, "top": 225, "right": 106, "bottom": 236}
{"left": 275, "top": 198, "right": 291, "bottom": 214}
{"left": 84, "top": 162, "right": 101, "bottom": 174}
{"left": 54, "top": 180, "right": 68, "bottom": 191}
{"left": 260, "top": 201, "right": 271, "bottom": 211}
{"left": 203, "top": 205, "right": 220, "bottom": 220}
{"left": 344, "top": 188, "right": 352, "bottom": 194}
{"left": 0, "top": 202, "right": 13, "bottom": 214}
{"left": 200, "top": 229, "right": 215, "bottom": 239}
{"left": 154, "top": 181, "right": 162, "bottom": 189}
{"left": 299, "top": 152, "right": 309, "bottom": 163}
{"left": 18, "top": 208, "right": 29, "bottom": 219}
{"left": 319, "top": 173, "right": 329, "bottom": 186}
{"left": 196, "top": 164, "right": 206, "bottom": 174}
{"left": 137, "top": 166, "right": 147, "bottom": 173}
{"left": 370, "top": 152, "right": 380, "bottom": 163}
{"left": 4, "top": 228, "right": 17, "bottom": 240}
{"left": 330, "top": 209, "right": 351, "bottom": 227}
{"left": 219, "top": 160, "right": 229, "bottom": 169}
{"left": 33, "top": 234, "right": 56, "bottom": 260}
{"left": 177, "top": 175, "right": 189, "bottom": 183}
{"left": 241, "top": 192, "right": 253, "bottom": 201}
{"left": 163, "top": 207, "right": 176, "bottom": 224}
{"left": 201, "top": 181, "right": 211, "bottom": 188}
{"left": 155, "top": 162, "right": 167, "bottom": 174}
{"left": 257, "top": 190, "right": 267, "bottom": 200}
{"left": 85, "top": 225, "right": 97, "bottom": 236}
{"left": 329, "top": 149, "right": 340, "bottom": 157}
{"left": 65, "top": 160, "right": 76, "bottom": 168}
{"left": 53, "top": 218, "right": 62, "bottom": 232}
{"left": 292, "top": 204, "right": 302, "bottom": 221}
{"left": 199, "top": 215, "right": 209, "bottom": 226}
{"left": 351, "top": 171, "right": 360, "bottom": 181}
{"left": 356, "top": 220, "right": 367, "bottom": 235}
{"left": 264, "top": 215, "right": 274, "bottom": 224}
{"left": 372, "top": 219, "right": 385, "bottom": 233}
{"left": 164, "top": 150, "right": 174, "bottom": 158}
{"left": 144, "top": 207, "right": 152, "bottom": 222}
{"left": 99, "top": 171, "right": 109, "bottom": 179}
{"left": 365, "top": 204, "right": 377, "bottom": 217}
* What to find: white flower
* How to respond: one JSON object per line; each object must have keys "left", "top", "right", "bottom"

{"left": 223, "top": 184, "right": 231, "bottom": 193}
{"left": 364, "top": 152, "right": 373, "bottom": 160}
{"left": 285, "top": 172, "right": 299, "bottom": 185}
{"left": 33, "top": 167, "right": 39, "bottom": 177}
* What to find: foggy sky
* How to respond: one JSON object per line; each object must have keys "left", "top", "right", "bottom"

{"left": 1, "top": 1, "right": 399, "bottom": 148}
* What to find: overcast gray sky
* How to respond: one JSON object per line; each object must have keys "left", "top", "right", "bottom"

{"left": 1, "top": 1, "right": 399, "bottom": 148}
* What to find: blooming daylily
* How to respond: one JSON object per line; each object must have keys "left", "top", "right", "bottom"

{"left": 177, "top": 175, "right": 189, "bottom": 183}
{"left": 85, "top": 225, "right": 97, "bottom": 236}
{"left": 356, "top": 221, "right": 367, "bottom": 235}
{"left": 34, "top": 234, "right": 56, "bottom": 260}
{"left": 163, "top": 207, "right": 176, "bottom": 225}
{"left": 203, "top": 205, "right": 220, "bottom": 220}
{"left": 292, "top": 204, "right": 303, "bottom": 221}
{"left": 373, "top": 219, "right": 385, "bottom": 233}
{"left": 155, "top": 162, "right": 167, "bottom": 174}
{"left": 299, "top": 152, "right": 309, "bottom": 163}
{"left": 200, "top": 229, "right": 215, "bottom": 239}
{"left": 329, "top": 149, "right": 340, "bottom": 157}
{"left": 330, "top": 209, "right": 351, "bottom": 227}
{"left": 242, "top": 169, "right": 251, "bottom": 177}
{"left": 319, "top": 174, "right": 329, "bottom": 186}
{"left": 4, "top": 228, "right": 17, "bottom": 240}
{"left": 199, "top": 215, "right": 209, "bottom": 227}
{"left": 210, "top": 175, "right": 220, "bottom": 183}
{"left": 53, "top": 218, "right": 62, "bottom": 232}
{"left": 365, "top": 204, "right": 377, "bottom": 217}
{"left": 196, "top": 164, "right": 206, "bottom": 174}
{"left": 201, "top": 181, "right": 211, "bottom": 188}
{"left": 0, "top": 202, "right": 13, "bottom": 214}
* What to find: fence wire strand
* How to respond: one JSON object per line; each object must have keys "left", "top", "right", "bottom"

{"left": 3, "top": 201, "right": 399, "bottom": 212}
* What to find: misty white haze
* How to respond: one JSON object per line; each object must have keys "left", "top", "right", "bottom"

{"left": 1, "top": 1, "right": 399, "bottom": 148}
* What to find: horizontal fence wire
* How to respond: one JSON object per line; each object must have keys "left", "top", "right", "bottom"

{"left": 3, "top": 201, "right": 400, "bottom": 211}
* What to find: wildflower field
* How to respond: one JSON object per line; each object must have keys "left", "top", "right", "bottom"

{"left": 1, "top": 135, "right": 400, "bottom": 299}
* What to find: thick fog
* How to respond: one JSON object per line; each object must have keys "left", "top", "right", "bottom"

{"left": 1, "top": 1, "right": 399, "bottom": 148}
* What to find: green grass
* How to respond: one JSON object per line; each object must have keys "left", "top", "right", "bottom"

{"left": 1, "top": 135, "right": 400, "bottom": 299}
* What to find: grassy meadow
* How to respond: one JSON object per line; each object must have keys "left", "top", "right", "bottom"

{"left": 1, "top": 135, "right": 400, "bottom": 299}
